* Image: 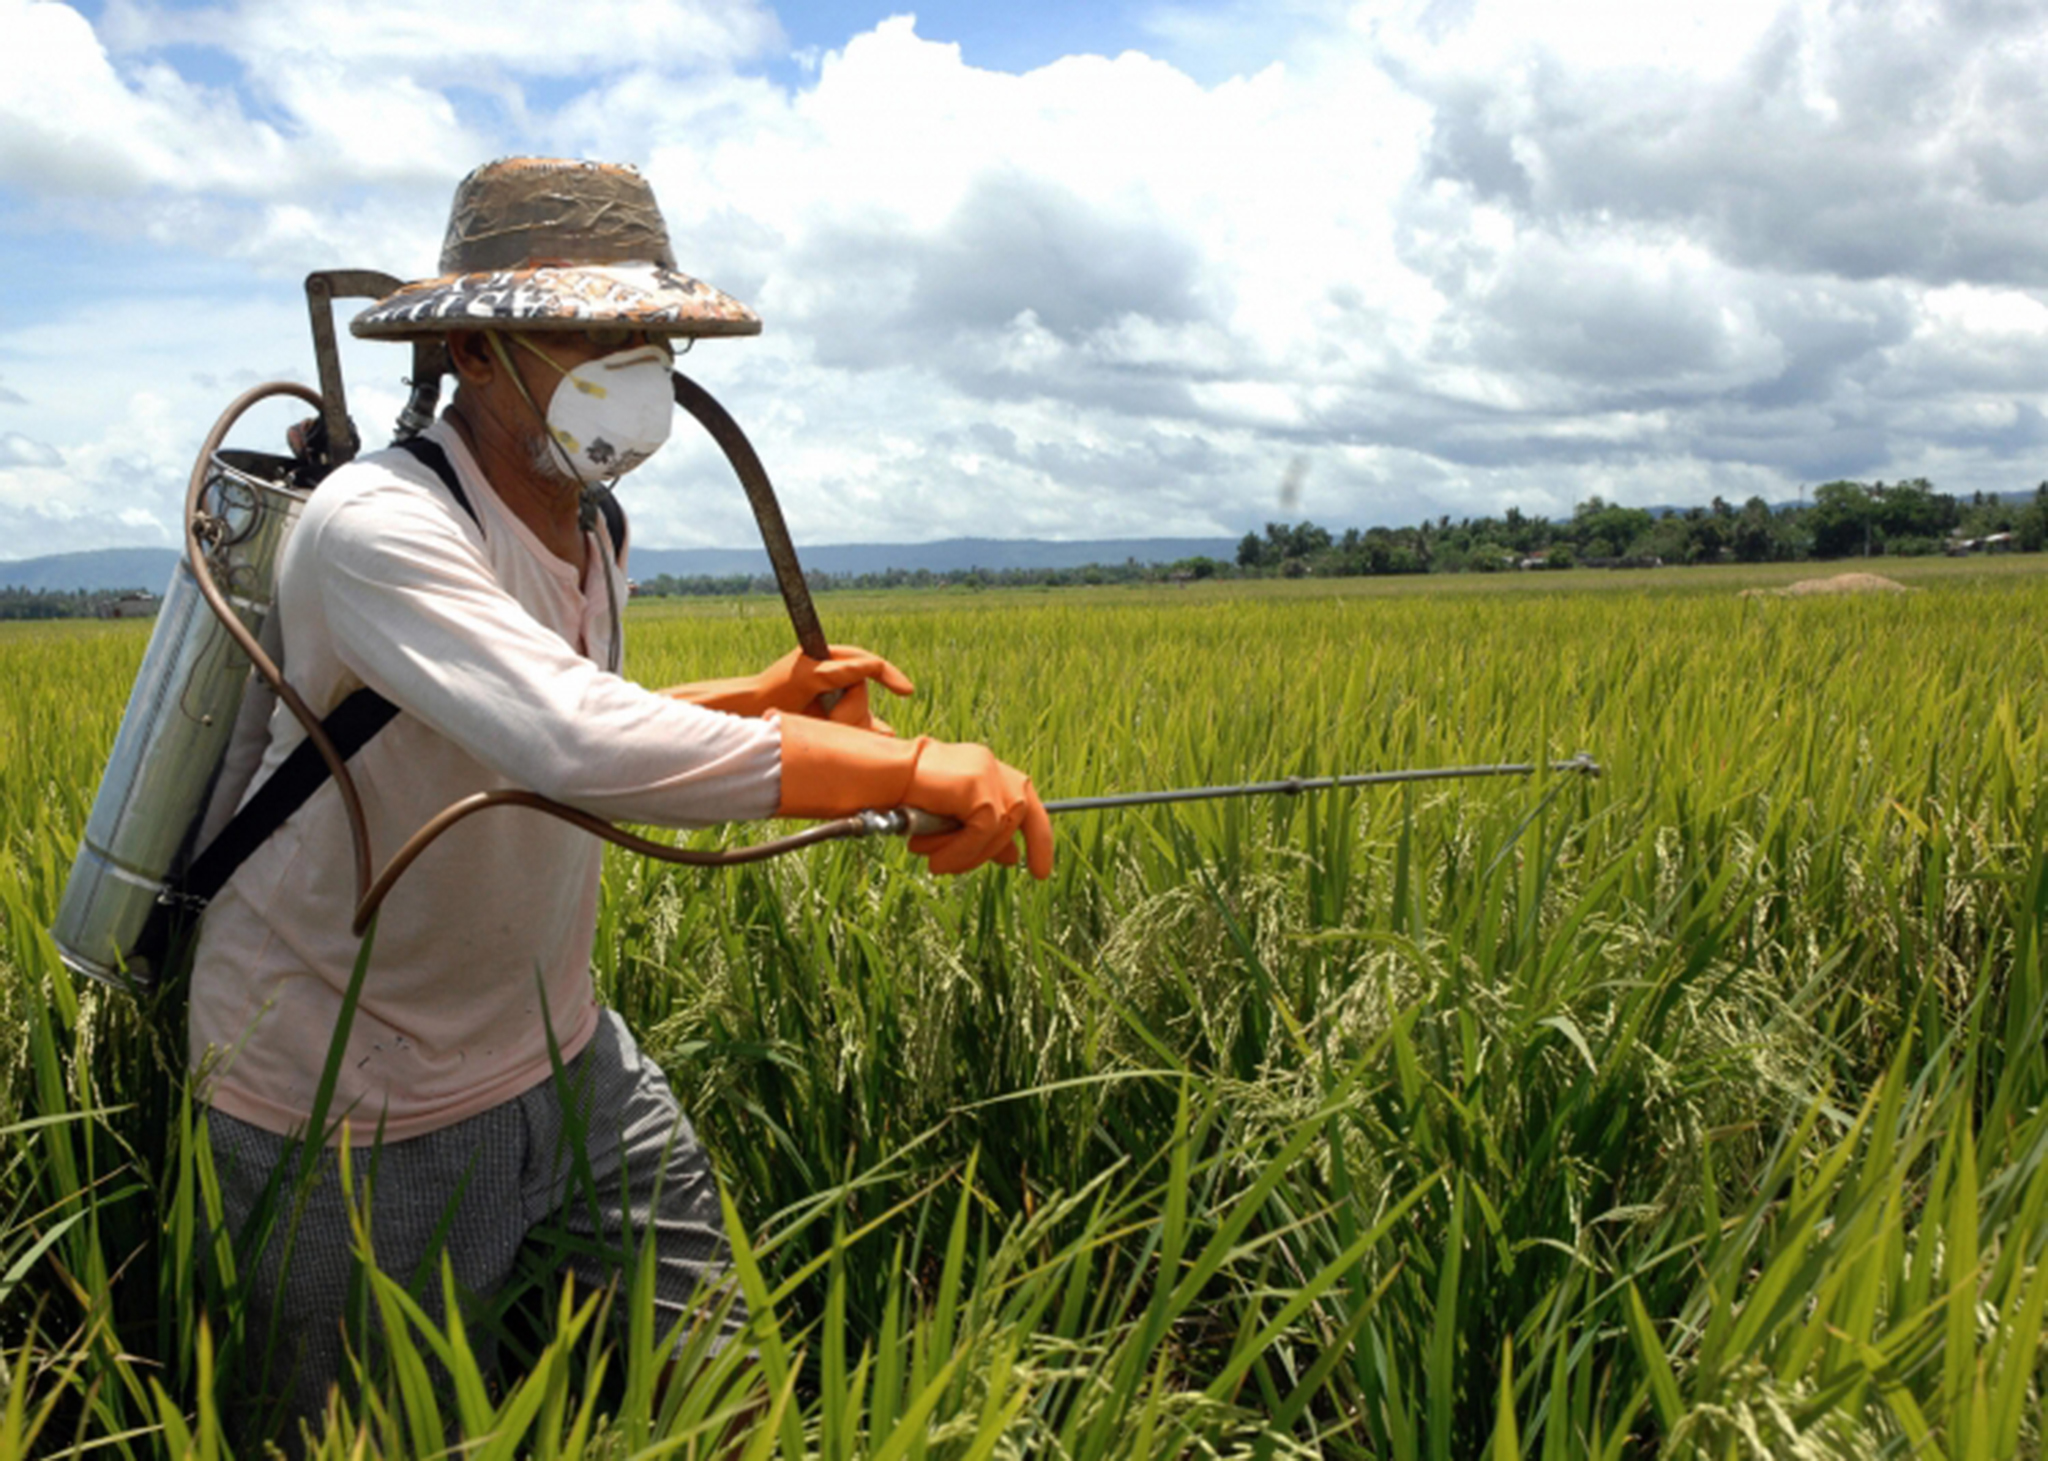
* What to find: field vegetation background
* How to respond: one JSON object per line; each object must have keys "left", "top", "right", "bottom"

{"left": 3, "top": 557, "right": 2048, "bottom": 1456}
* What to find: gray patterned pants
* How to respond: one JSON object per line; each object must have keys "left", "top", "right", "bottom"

{"left": 206, "top": 1010, "right": 743, "bottom": 1449}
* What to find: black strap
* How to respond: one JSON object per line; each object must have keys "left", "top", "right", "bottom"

{"left": 395, "top": 436, "right": 482, "bottom": 535}
{"left": 136, "top": 682, "right": 400, "bottom": 967}
{"left": 591, "top": 486, "right": 628, "bottom": 561}
{"left": 178, "top": 688, "right": 399, "bottom": 904}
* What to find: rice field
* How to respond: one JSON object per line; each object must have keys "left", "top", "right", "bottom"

{"left": 4, "top": 556, "right": 2048, "bottom": 1456}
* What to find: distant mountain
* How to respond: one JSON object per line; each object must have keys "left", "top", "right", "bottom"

{"left": 626, "top": 536, "right": 1240, "bottom": 579}
{"left": 0, "top": 548, "right": 182, "bottom": 593}
{"left": 0, "top": 537, "right": 1241, "bottom": 593}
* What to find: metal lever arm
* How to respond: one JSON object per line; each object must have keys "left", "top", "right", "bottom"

{"left": 304, "top": 270, "right": 403, "bottom": 470}
{"left": 671, "top": 369, "right": 830, "bottom": 661}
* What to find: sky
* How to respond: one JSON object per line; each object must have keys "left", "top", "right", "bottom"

{"left": 2, "top": 0, "right": 2045, "bottom": 558}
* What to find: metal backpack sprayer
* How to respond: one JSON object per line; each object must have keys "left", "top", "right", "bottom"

{"left": 50, "top": 272, "right": 447, "bottom": 988}
{"left": 48, "top": 258, "right": 829, "bottom": 991}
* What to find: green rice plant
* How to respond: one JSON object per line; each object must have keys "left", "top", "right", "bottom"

{"left": 6, "top": 566, "right": 2048, "bottom": 1453}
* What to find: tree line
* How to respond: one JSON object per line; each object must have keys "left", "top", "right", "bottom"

{"left": 1230, "top": 480, "right": 2048, "bottom": 578}
{"left": 0, "top": 587, "right": 157, "bottom": 622}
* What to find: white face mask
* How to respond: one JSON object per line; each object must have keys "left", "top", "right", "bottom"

{"left": 509, "top": 336, "right": 675, "bottom": 484}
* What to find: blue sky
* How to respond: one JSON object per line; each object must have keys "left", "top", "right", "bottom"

{"left": 3, "top": 0, "right": 2046, "bottom": 559}
{"left": 775, "top": 0, "right": 1163, "bottom": 76}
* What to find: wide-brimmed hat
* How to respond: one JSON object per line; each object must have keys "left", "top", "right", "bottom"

{"left": 352, "top": 157, "right": 760, "bottom": 340}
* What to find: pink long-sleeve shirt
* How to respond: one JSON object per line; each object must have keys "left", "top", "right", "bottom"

{"left": 189, "top": 418, "right": 781, "bottom": 1142}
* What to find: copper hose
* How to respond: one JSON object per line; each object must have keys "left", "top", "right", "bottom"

{"left": 349, "top": 796, "right": 879, "bottom": 934}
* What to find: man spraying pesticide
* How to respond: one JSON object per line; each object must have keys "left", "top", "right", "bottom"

{"left": 53, "top": 156, "right": 1050, "bottom": 1444}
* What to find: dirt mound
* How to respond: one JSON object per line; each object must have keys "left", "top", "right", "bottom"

{"left": 1742, "top": 572, "right": 1916, "bottom": 598}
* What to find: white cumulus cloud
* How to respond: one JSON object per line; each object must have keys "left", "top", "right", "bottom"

{"left": 2, "top": 0, "right": 2047, "bottom": 561}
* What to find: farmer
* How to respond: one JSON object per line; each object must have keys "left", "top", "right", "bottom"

{"left": 188, "top": 156, "right": 1053, "bottom": 1442}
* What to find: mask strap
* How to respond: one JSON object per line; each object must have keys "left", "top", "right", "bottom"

{"left": 512, "top": 334, "right": 563, "bottom": 365}
{"left": 487, "top": 332, "right": 589, "bottom": 487}
{"left": 511, "top": 332, "right": 587, "bottom": 384}
{"left": 488, "top": 333, "right": 553, "bottom": 415}
{"left": 513, "top": 334, "right": 672, "bottom": 396}
{"left": 485, "top": 340, "right": 621, "bottom": 664}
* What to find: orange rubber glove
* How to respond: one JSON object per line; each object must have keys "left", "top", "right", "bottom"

{"left": 775, "top": 714, "right": 1054, "bottom": 879}
{"left": 665, "top": 645, "right": 912, "bottom": 734}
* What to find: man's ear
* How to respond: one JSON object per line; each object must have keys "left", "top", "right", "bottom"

{"left": 446, "top": 330, "right": 495, "bottom": 385}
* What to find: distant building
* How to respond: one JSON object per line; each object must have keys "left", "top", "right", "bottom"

{"left": 99, "top": 592, "right": 160, "bottom": 620}
{"left": 1948, "top": 532, "right": 2014, "bottom": 556}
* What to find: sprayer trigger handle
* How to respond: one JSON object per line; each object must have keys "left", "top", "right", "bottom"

{"left": 899, "top": 807, "right": 960, "bottom": 838}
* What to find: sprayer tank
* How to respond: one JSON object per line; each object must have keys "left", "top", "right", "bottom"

{"left": 51, "top": 451, "right": 306, "bottom": 989}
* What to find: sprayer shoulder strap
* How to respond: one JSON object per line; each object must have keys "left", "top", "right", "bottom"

{"left": 177, "top": 689, "right": 399, "bottom": 905}
{"left": 173, "top": 438, "right": 497, "bottom": 908}
{"left": 394, "top": 435, "right": 482, "bottom": 535}
{"left": 592, "top": 485, "right": 628, "bottom": 559}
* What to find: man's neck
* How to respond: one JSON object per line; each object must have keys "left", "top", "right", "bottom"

{"left": 444, "top": 398, "right": 588, "bottom": 571}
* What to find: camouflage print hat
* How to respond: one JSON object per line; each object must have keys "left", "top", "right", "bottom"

{"left": 352, "top": 157, "right": 760, "bottom": 340}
